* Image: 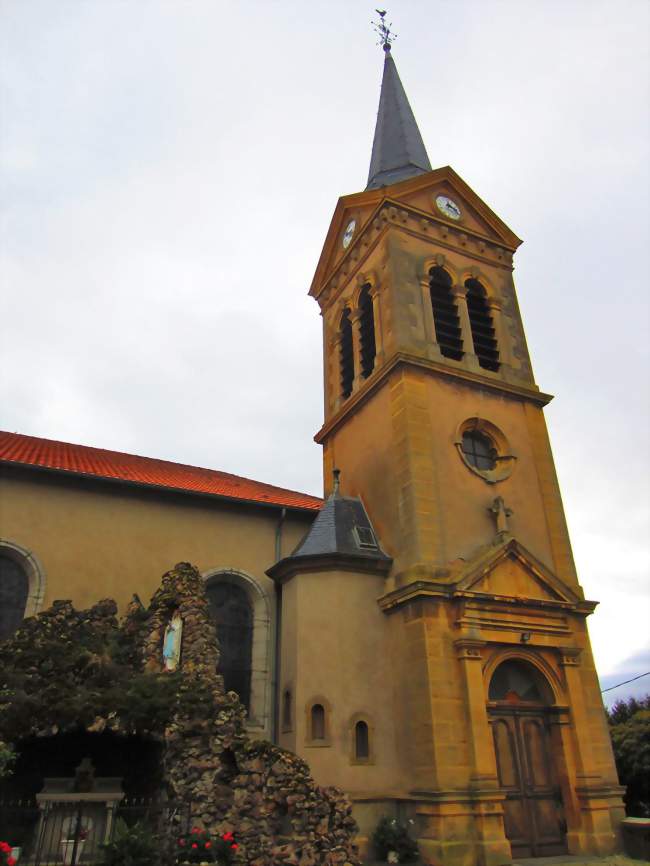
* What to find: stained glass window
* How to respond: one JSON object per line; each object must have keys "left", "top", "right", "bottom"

{"left": 205, "top": 581, "right": 253, "bottom": 713}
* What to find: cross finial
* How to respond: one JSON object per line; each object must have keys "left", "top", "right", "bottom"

{"left": 489, "top": 496, "right": 513, "bottom": 539}
{"left": 372, "top": 9, "right": 397, "bottom": 52}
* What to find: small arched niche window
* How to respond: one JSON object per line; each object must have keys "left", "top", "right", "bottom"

{"left": 205, "top": 580, "right": 253, "bottom": 713}
{"left": 358, "top": 284, "right": 376, "bottom": 379}
{"left": 0, "top": 553, "right": 29, "bottom": 641}
{"left": 489, "top": 659, "right": 553, "bottom": 705}
{"left": 339, "top": 308, "right": 354, "bottom": 399}
{"left": 465, "top": 278, "right": 500, "bottom": 371}
{"left": 429, "top": 266, "right": 463, "bottom": 360}
{"left": 311, "top": 703, "right": 325, "bottom": 740}
{"left": 355, "top": 720, "right": 370, "bottom": 759}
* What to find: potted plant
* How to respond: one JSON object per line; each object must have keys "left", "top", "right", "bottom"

{"left": 0, "top": 842, "right": 17, "bottom": 866}
{"left": 176, "top": 827, "right": 238, "bottom": 864}
{"left": 61, "top": 828, "right": 88, "bottom": 865}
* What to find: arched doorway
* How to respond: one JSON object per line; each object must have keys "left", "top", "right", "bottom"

{"left": 488, "top": 658, "right": 567, "bottom": 858}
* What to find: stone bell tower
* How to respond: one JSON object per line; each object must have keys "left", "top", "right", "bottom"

{"left": 296, "top": 27, "right": 624, "bottom": 866}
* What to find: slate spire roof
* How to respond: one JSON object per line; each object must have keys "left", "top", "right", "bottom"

{"left": 366, "top": 46, "right": 432, "bottom": 190}
{"left": 272, "top": 470, "right": 392, "bottom": 572}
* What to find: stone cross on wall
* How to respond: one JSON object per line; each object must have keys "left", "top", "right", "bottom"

{"left": 489, "top": 496, "right": 513, "bottom": 538}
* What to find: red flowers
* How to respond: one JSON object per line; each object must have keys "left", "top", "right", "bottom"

{"left": 0, "top": 842, "right": 16, "bottom": 866}
{"left": 176, "top": 827, "right": 239, "bottom": 862}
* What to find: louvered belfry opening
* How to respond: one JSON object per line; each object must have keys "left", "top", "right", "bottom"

{"left": 465, "top": 278, "right": 500, "bottom": 371}
{"left": 429, "top": 266, "right": 463, "bottom": 360}
{"left": 358, "top": 284, "right": 376, "bottom": 379}
{"left": 339, "top": 308, "right": 354, "bottom": 399}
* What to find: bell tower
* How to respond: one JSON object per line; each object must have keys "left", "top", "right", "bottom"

{"left": 311, "top": 41, "right": 573, "bottom": 592}
{"left": 300, "top": 24, "right": 624, "bottom": 865}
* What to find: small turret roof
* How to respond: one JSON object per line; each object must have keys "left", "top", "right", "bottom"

{"left": 366, "top": 48, "right": 432, "bottom": 190}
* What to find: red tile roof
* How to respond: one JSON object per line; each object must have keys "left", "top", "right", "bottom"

{"left": 0, "top": 431, "right": 323, "bottom": 512}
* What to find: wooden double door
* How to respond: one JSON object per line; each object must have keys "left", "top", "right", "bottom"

{"left": 490, "top": 707, "right": 568, "bottom": 858}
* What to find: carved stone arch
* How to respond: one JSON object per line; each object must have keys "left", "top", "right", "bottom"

{"left": 352, "top": 271, "right": 377, "bottom": 309}
{"left": 462, "top": 269, "right": 498, "bottom": 303}
{"left": 0, "top": 539, "right": 46, "bottom": 619}
{"left": 483, "top": 648, "right": 564, "bottom": 705}
{"left": 202, "top": 567, "right": 272, "bottom": 735}
{"left": 420, "top": 255, "right": 458, "bottom": 284}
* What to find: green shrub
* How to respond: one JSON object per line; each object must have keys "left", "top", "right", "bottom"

{"left": 100, "top": 819, "right": 161, "bottom": 866}
{"left": 371, "top": 816, "right": 419, "bottom": 862}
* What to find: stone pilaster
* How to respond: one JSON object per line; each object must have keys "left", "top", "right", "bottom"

{"left": 452, "top": 284, "right": 480, "bottom": 370}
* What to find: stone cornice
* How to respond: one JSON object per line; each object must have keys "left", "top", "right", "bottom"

{"left": 377, "top": 579, "right": 598, "bottom": 616}
{"left": 267, "top": 551, "right": 393, "bottom": 584}
{"left": 314, "top": 352, "right": 552, "bottom": 445}
{"left": 312, "top": 200, "right": 517, "bottom": 308}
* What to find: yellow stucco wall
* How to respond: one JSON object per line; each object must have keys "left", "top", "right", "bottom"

{"left": 0, "top": 466, "right": 313, "bottom": 614}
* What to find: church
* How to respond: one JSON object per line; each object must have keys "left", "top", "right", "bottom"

{"left": 0, "top": 28, "right": 624, "bottom": 866}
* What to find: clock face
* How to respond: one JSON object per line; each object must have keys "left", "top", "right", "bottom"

{"left": 342, "top": 219, "right": 356, "bottom": 249}
{"left": 435, "top": 195, "right": 462, "bottom": 221}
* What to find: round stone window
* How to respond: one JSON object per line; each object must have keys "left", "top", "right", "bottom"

{"left": 455, "top": 418, "right": 515, "bottom": 483}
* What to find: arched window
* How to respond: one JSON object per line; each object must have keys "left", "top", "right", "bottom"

{"left": 358, "top": 284, "right": 376, "bottom": 379}
{"left": 0, "top": 553, "right": 29, "bottom": 641}
{"left": 205, "top": 581, "right": 253, "bottom": 713}
{"left": 465, "top": 278, "right": 500, "bottom": 371}
{"left": 339, "top": 309, "right": 354, "bottom": 399}
{"left": 311, "top": 703, "right": 326, "bottom": 740}
{"left": 354, "top": 720, "right": 370, "bottom": 759}
{"left": 489, "top": 659, "right": 553, "bottom": 704}
{"left": 429, "top": 266, "right": 463, "bottom": 360}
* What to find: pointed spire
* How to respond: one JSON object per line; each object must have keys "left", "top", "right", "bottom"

{"left": 366, "top": 46, "right": 432, "bottom": 190}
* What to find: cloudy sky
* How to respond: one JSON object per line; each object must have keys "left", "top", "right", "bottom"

{"left": 1, "top": 0, "right": 648, "bottom": 702}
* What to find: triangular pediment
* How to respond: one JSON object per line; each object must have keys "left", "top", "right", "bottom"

{"left": 309, "top": 166, "right": 522, "bottom": 301}
{"left": 454, "top": 538, "right": 582, "bottom": 606}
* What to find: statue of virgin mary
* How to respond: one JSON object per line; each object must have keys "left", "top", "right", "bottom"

{"left": 162, "top": 612, "right": 183, "bottom": 672}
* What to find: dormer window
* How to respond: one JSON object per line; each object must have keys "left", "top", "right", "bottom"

{"left": 353, "top": 525, "right": 378, "bottom": 550}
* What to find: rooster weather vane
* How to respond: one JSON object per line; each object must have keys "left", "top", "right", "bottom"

{"left": 372, "top": 9, "right": 397, "bottom": 52}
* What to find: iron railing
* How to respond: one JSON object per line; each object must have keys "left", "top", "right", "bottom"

{"left": 0, "top": 798, "right": 191, "bottom": 864}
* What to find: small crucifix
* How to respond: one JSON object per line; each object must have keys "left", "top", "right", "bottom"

{"left": 489, "top": 496, "right": 513, "bottom": 538}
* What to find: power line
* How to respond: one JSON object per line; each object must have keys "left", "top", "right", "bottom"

{"left": 601, "top": 671, "right": 650, "bottom": 694}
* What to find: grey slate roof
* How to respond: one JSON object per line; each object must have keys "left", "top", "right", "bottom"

{"left": 288, "top": 490, "right": 391, "bottom": 563}
{"left": 366, "top": 48, "right": 432, "bottom": 190}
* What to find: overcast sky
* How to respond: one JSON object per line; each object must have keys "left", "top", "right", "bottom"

{"left": 1, "top": 0, "right": 648, "bottom": 703}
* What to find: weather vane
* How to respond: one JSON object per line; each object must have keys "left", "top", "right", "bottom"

{"left": 372, "top": 9, "right": 397, "bottom": 52}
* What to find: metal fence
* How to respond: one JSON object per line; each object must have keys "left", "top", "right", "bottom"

{"left": 0, "top": 798, "right": 191, "bottom": 865}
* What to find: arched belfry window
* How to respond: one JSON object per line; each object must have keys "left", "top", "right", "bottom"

{"left": 339, "top": 309, "right": 354, "bottom": 399}
{"left": 0, "top": 553, "right": 29, "bottom": 641}
{"left": 465, "top": 278, "right": 500, "bottom": 371}
{"left": 205, "top": 580, "right": 253, "bottom": 712}
{"left": 358, "top": 284, "right": 376, "bottom": 379}
{"left": 429, "top": 266, "right": 463, "bottom": 360}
